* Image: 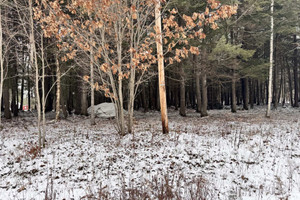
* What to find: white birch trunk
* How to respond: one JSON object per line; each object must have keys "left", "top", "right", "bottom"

{"left": 266, "top": 0, "right": 274, "bottom": 117}
{"left": 41, "top": 34, "right": 46, "bottom": 147}
{"left": 29, "top": 0, "right": 41, "bottom": 148}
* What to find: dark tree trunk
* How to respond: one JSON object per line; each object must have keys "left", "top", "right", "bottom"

{"left": 61, "top": 95, "right": 68, "bottom": 118}
{"left": 287, "top": 57, "right": 294, "bottom": 106}
{"left": 278, "top": 66, "right": 283, "bottom": 105}
{"left": 141, "top": 83, "right": 148, "bottom": 112}
{"left": 216, "top": 84, "right": 222, "bottom": 109}
{"left": 148, "top": 80, "right": 153, "bottom": 109}
{"left": 28, "top": 66, "right": 31, "bottom": 110}
{"left": 67, "top": 84, "right": 73, "bottom": 114}
{"left": 74, "top": 77, "right": 82, "bottom": 115}
{"left": 174, "top": 86, "right": 179, "bottom": 110}
{"left": 293, "top": 35, "right": 299, "bottom": 107}
{"left": 11, "top": 68, "right": 18, "bottom": 116}
{"left": 20, "top": 68, "right": 24, "bottom": 110}
{"left": 236, "top": 84, "right": 241, "bottom": 105}
{"left": 3, "top": 87, "right": 11, "bottom": 119}
{"left": 273, "top": 57, "right": 278, "bottom": 109}
{"left": 231, "top": 72, "right": 237, "bottom": 113}
{"left": 225, "top": 85, "right": 230, "bottom": 106}
{"left": 201, "top": 73, "right": 208, "bottom": 117}
{"left": 179, "top": 67, "right": 186, "bottom": 116}
{"left": 156, "top": 78, "right": 160, "bottom": 111}
{"left": 45, "top": 66, "right": 54, "bottom": 112}
{"left": 241, "top": 77, "right": 249, "bottom": 110}
{"left": 256, "top": 80, "right": 260, "bottom": 105}
{"left": 81, "top": 81, "right": 88, "bottom": 116}
{"left": 11, "top": 89, "right": 18, "bottom": 117}
{"left": 249, "top": 79, "right": 254, "bottom": 109}
{"left": 273, "top": 34, "right": 279, "bottom": 109}
{"left": 189, "top": 82, "right": 195, "bottom": 108}
{"left": 281, "top": 66, "right": 286, "bottom": 106}
{"left": 195, "top": 71, "right": 201, "bottom": 112}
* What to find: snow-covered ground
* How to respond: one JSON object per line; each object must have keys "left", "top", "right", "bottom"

{"left": 1, "top": 106, "right": 300, "bottom": 199}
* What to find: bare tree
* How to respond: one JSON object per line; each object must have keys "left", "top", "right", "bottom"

{"left": 29, "top": 0, "right": 42, "bottom": 147}
{"left": 0, "top": 5, "right": 3, "bottom": 124}
{"left": 266, "top": 0, "right": 274, "bottom": 118}
{"left": 55, "top": 53, "right": 61, "bottom": 121}
{"left": 155, "top": 0, "right": 169, "bottom": 133}
{"left": 90, "top": 40, "right": 95, "bottom": 125}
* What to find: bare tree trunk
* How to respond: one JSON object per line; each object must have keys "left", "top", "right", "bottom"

{"left": 282, "top": 66, "right": 286, "bottom": 106}
{"left": 11, "top": 60, "right": 18, "bottom": 117}
{"left": 74, "top": 77, "right": 81, "bottom": 114}
{"left": 242, "top": 77, "right": 249, "bottom": 110}
{"left": 81, "top": 82, "right": 88, "bottom": 116}
{"left": 127, "top": 68, "right": 135, "bottom": 133}
{"left": 287, "top": 57, "right": 294, "bottom": 106}
{"left": 249, "top": 79, "right": 254, "bottom": 109}
{"left": 273, "top": 42, "right": 278, "bottom": 109}
{"left": 266, "top": 0, "right": 274, "bottom": 117}
{"left": 116, "top": 28, "right": 125, "bottom": 135}
{"left": 201, "top": 72, "right": 208, "bottom": 117}
{"left": 195, "top": 55, "right": 201, "bottom": 113}
{"left": 55, "top": 54, "right": 61, "bottom": 121}
{"left": 29, "top": 0, "right": 41, "bottom": 147}
{"left": 156, "top": 78, "right": 160, "bottom": 111}
{"left": 141, "top": 83, "right": 148, "bottom": 112}
{"left": 256, "top": 80, "right": 260, "bottom": 105}
{"left": 278, "top": 66, "right": 283, "bottom": 105}
{"left": 28, "top": 64, "right": 31, "bottom": 110}
{"left": 90, "top": 42, "right": 95, "bottom": 125}
{"left": 11, "top": 84, "right": 18, "bottom": 116}
{"left": 174, "top": 86, "right": 179, "bottom": 110}
{"left": 149, "top": 80, "right": 154, "bottom": 109}
{"left": 127, "top": 41, "right": 136, "bottom": 133}
{"left": 0, "top": 8, "right": 3, "bottom": 124}
{"left": 293, "top": 35, "right": 299, "bottom": 107}
{"left": 179, "top": 66, "right": 186, "bottom": 116}
{"left": 118, "top": 78, "right": 125, "bottom": 135}
{"left": 195, "top": 71, "right": 201, "bottom": 113}
{"left": 155, "top": 0, "right": 169, "bottom": 133}
{"left": 20, "top": 68, "right": 24, "bottom": 110}
{"left": 41, "top": 36, "right": 46, "bottom": 147}
{"left": 231, "top": 72, "right": 237, "bottom": 113}
{"left": 3, "top": 86, "right": 11, "bottom": 119}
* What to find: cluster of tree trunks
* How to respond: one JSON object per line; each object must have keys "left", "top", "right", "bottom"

{"left": 0, "top": 43, "right": 299, "bottom": 120}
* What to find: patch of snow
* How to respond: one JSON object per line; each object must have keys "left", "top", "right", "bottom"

{"left": 0, "top": 106, "right": 300, "bottom": 199}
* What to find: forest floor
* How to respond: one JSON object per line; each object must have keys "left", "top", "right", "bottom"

{"left": 1, "top": 106, "right": 300, "bottom": 200}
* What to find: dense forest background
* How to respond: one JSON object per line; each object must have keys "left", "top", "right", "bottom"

{"left": 1, "top": 1, "right": 300, "bottom": 198}
{"left": 0, "top": 0, "right": 299, "bottom": 130}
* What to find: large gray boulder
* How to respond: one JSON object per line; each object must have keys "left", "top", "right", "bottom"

{"left": 87, "top": 102, "right": 127, "bottom": 118}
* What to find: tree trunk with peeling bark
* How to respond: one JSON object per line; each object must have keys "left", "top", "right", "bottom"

{"left": 155, "top": 0, "right": 169, "bottom": 133}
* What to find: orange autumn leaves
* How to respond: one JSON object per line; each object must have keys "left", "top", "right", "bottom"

{"left": 35, "top": 0, "right": 237, "bottom": 97}
{"left": 161, "top": 0, "right": 237, "bottom": 64}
